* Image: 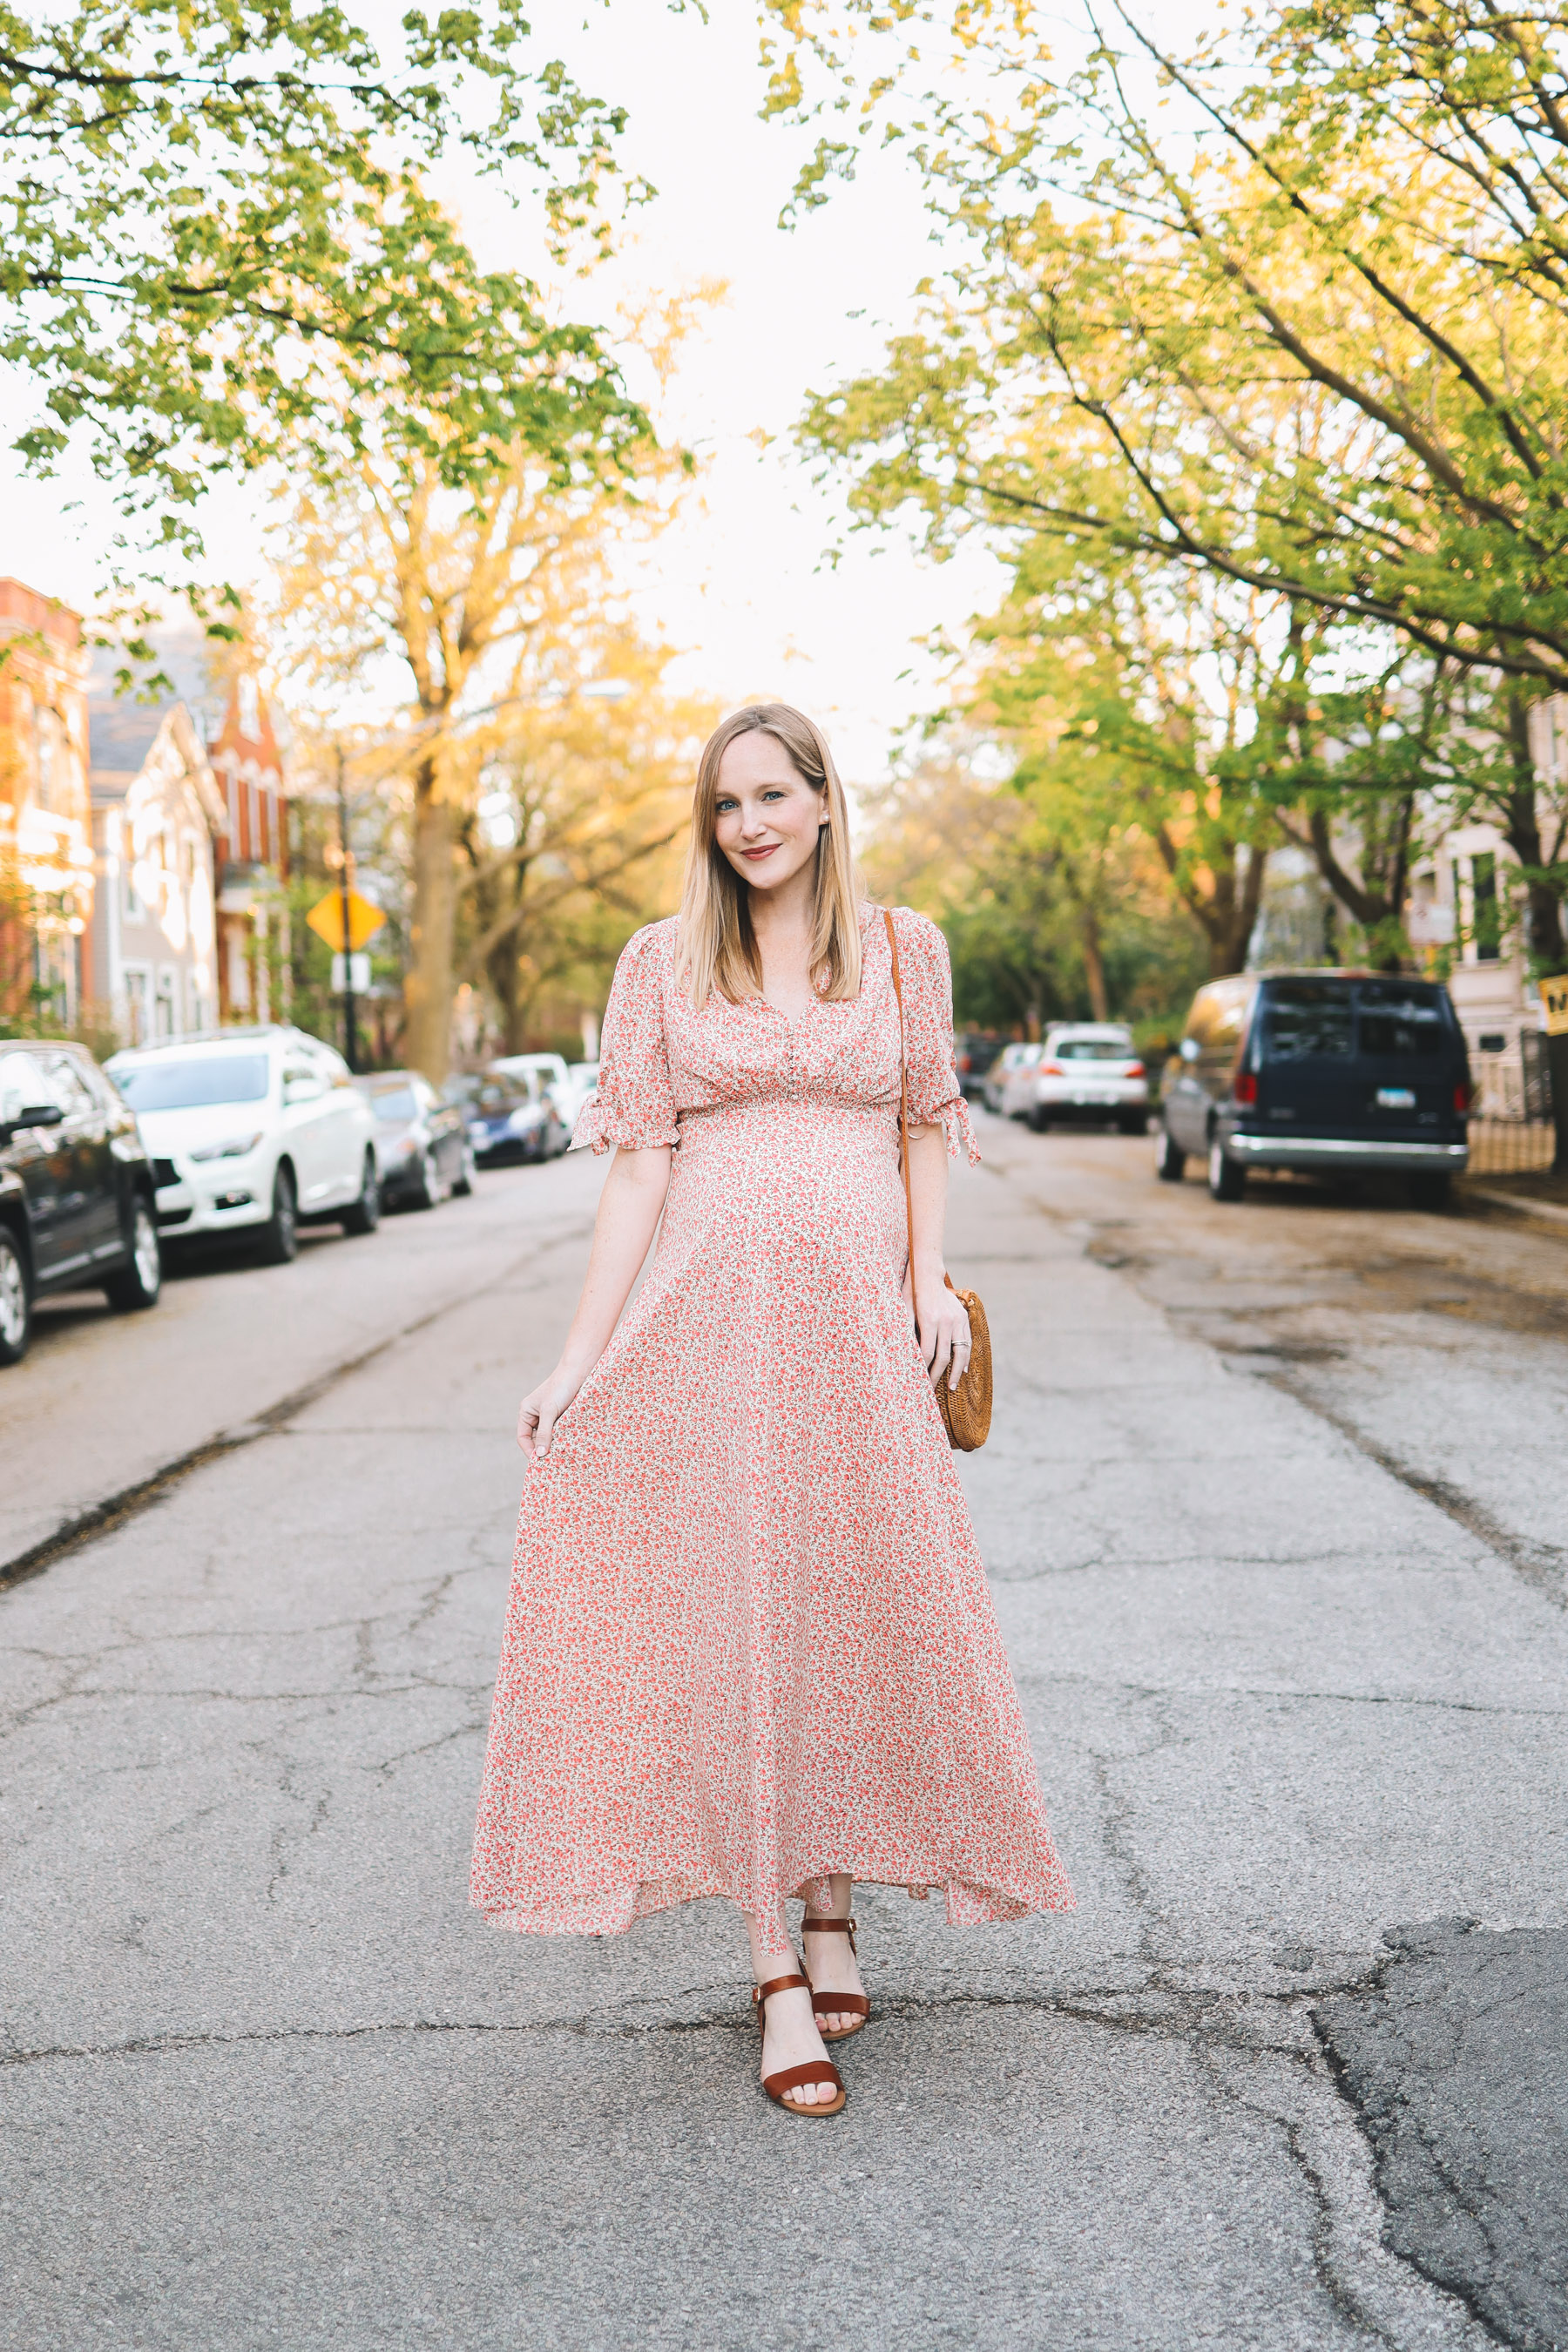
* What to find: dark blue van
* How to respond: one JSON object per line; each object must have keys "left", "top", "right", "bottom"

{"left": 1158, "top": 970, "right": 1471, "bottom": 1207}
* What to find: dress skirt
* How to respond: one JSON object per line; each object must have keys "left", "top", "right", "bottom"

{"left": 470, "top": 1064, "right": 1075, "bottom": 1935}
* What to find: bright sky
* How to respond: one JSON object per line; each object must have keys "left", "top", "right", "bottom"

{"left": 0, "top": 2, "right": 1193, "bottom": 785}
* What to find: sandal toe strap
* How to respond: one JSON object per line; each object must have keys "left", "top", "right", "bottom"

{"left": 812, "top": 1992, "right": 869, "bottom": 2019}
{"left": 763, "top": 2059, "right": 844, "bottom": 2101}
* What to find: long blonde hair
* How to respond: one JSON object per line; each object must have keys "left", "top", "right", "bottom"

{"left": 675, "top": 702, "right": 863, "bottom": 1010}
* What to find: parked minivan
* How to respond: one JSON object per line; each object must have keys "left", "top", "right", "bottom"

{"left": 1158, "top": 971, "right": 1470, "bottom": 1207}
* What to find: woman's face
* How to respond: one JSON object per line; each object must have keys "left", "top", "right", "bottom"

{"left": 712, "top": 730, "right": 827, "bottom": 895}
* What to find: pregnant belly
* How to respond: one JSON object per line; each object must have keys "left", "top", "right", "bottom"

{"left": 656, "top": 1099, "right": 907, "bottom": 1287}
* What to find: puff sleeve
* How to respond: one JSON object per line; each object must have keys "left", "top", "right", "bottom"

{"left": 571, "top": 923, "right": 681, "bottom": 1156}
{"left": 892, "top": 908, "right": 981, "bottom": 1166}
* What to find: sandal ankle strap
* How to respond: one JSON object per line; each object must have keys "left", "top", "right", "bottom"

{"left": 801, "top": 1915, "right": 857, "bottom": 1951}
{"left": 753, "top": 1969, "right": 809, "bottom": 2017}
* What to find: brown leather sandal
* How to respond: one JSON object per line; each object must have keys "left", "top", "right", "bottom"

{"left": 801, "top": 1915, "right": 871, "bottom": 2043}
{"left": 752, "top": 1970, "right": 847, "bottom": 2117}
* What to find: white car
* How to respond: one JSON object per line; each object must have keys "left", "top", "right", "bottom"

{"left": 561, "top": 1059, "right": 599, "bottom": 1128}
{"left": 1029, "top": 1025, "right": 1149, "bottom": 1133}
{"left": 488, "top": 1053, "right": 572, "bottom": 1154}
{"left": 106, "top": 1026, "right": 381, "bottom": 1262}
{"left": 986, "top": 1043, "right": 1044, "bottom": 1118}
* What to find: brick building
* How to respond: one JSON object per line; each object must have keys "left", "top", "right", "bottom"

{"left": 0, "top": 578, "right": 94, "bottom": 1030}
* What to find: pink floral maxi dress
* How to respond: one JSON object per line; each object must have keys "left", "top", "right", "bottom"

{"left": 470, "top": 907, "right": 1074, "bottom": 1934}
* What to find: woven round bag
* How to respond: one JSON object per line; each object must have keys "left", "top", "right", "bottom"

{"left": 933, "top": 1278, "right": 993, "bottom": 1452}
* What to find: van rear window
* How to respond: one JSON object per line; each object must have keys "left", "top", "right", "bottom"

{"left": 1357, "top": 988, "right": 1445, "bottom": 1057}
{"left": 1262, "top": 984, "right": 1354, "bottom": 1059}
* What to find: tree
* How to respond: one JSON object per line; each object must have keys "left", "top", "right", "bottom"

{"left": 455, "top": 635, "right": 713, "bottom": 1054}
{"left": 0, "top": 0, "right": 650, "bottom": 589}
{"left": 270, "top": 391, "right": 693, "bottom": 1077}
{"left": 766, "top": 0, "right": 1568, "bottom": 693}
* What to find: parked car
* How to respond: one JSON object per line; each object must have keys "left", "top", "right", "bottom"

{"left": 0, "top": 1039, "right": 162, "bottom": 1366}
{"left": 561, "top": 1059, "right": 600, "bottom": 1129}
{"left": 487, "top": 1053, "right": 572, "bottom": 1154}
{"left": 985, "top": 1042, "right": 1044, "bottom": 1117}
{"left": 955, "top": 1032, "right": 1004, "bottom": 1102}
{"left": 106, "top": 1025, "right": 381, "bottom": 1263}
{"left": 463, "top": 1071, "right": 564, "bottom": 1165}
{"left": 1029, "top": 1025, "right": 1149, "bottom": 1134}
{"left": 1157, "top": 971, "right": 1471, "bottom": 1207}
{"left": 355, "top": 1071, "right": 475, "bottom": 1209}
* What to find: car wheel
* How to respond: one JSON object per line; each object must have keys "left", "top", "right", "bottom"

{"left": 0, "top": 1227, "right": 31, "bottom": 1366}
{"left": 453, "top": 1143, "right": 476, "bottom": 1197}
{"left": 1156, "top": 1129, "right": 1186, "bottom": 1184}
{"left": 409, "top": 1148, "right": 441, "bottom": 1209}
{"left": 104, "top": 1195, "right": 162, "bottom": 1311}
{"left": 341, "top": 1150, "right": 382, "bottom": 1234}
{"left": 259, "top": 1163, "right": 299, "bottom": 1263}
{"left": 1030, "top": 1106, "right": 1051, "bottom": 1132}
{"left": 1207, "top": 1135, "right": 1246, "bottom": 1201}
{"left": 1409, "top": 1172, "right": 1451, "bottom": 1212}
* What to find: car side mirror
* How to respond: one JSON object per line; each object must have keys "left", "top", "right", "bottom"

{"left": 13, "top": 1102, "right": 65, "bottom": 1130}
{"left": 1179, "top": 1038, "right": 1200, "bottom": 1063}
{"left": 283, "top": 1075, "right": 325, "bottom": 1105}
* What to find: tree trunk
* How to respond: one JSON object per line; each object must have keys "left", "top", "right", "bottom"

{"left": 404, "top": 764, "right": 456, "bottom": 1083}
{"left": 1079, "top": 903, "right": 1109, "bottom": 1019}
{"left": 1500, "top": 696, "right": 1567, "bottom": 967}
{"left": 485, "top": 923, "right": 531, "bottom": 1053}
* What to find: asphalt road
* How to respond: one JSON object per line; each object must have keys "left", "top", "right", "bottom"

{"left": 3, "top": 1119, "right": 1565, "bottom": 2351}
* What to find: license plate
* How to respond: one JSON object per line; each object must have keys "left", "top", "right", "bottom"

{"left": 1073, "top": 1093, "right": 1114, "bottom": 1106}
{"left": 1375, "top": 1087, "right": 1416, "bottom": 1110}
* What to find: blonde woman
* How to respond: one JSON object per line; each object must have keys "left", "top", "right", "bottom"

{"left": 471, "top": 703, "right": 1072, "bottom": 2117}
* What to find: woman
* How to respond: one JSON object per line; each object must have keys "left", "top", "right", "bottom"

{"left": 471, "top": 703, "right": 1072, "bottom": 2118}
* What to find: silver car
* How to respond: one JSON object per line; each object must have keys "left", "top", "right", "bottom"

{"left": 1029, "top": 1025, "right": 1149, "bottom": 1133}
{"left": 985, "top": 1043, "right": 1044, "bottom": 1118}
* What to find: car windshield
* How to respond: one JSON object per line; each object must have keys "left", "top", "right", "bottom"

{"left": 475, "top": 1083, "right": 526, "bottom": 1112}
{"left": 1262, "top": 985, "right": 1355, "bottom": 1060}
{"left": 1054, "top": 1038, "right": 1133, "bottom": 1061}
{"left": 1357, "top": 987, "right": 1446, "bottom": 1057}
{"left": 112, "top": 1053, "right": 270, "bottom": 1110}
{"left": 368, "top": 1085, "right": 419, "bottom": 1122}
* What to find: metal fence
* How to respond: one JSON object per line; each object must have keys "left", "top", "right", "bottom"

{"left": 1467, "top": 1030, "right": 1558, "bottom": 1176}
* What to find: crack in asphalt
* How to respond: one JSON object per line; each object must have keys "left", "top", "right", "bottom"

{"left": 1258, "top": 1371, "right": 1567, "bottom": 1612}
{"left": 0, "top": 1970, "right": 1383, "bottom": 2072}
{"left": 0, "top": 1220, "right": 591, "bottom": 1598}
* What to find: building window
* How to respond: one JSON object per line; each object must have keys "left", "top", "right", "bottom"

{"left": 155, "top": 970, "right": 177, "bottom": 1038}
{"left": 122, "top": 967, "right": 151, "bottom": 1046}
{"left": 1471, "top": 853, "right": 1502, "bottom": 963}
{"left": 35, "top": 707, "right": 66, "bottom": 812}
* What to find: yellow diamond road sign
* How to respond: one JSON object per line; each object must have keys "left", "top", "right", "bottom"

{"left": 307, "top": 889, "right": 385, "bottom": 955}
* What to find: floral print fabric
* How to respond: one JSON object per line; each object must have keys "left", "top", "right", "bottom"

{"left": 470, "top": 906, "right": 1074, "bottom": 1934}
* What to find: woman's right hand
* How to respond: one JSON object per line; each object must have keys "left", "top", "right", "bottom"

{"left": 517, "top": 1362, "right": 591, "bottom": 1460}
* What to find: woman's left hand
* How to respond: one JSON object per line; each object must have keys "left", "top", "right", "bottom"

{"left": 914, "top": 1271, "right": 971, "bottom": 1390}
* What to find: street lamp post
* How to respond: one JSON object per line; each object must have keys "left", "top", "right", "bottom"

{"left": 336, "top": 747, "right": 357, "bottom": 1075}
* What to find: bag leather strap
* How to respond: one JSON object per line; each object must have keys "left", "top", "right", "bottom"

{"left": 884, "top": 908, "right": 916, "bottom": 1279}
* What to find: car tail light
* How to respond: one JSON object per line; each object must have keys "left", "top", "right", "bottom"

{"left": 1125, "top": 1061, "right": 1146, "bottom": 1078}
{"left": 1040, "top": 1061, "right": 1065, "bottom": 1077}
{"left": 1454, "top": 1080, "right": 1470, "bottom": 1113}
{"left": 1234, "top": 1071, "right": 1258, "bottom": 1105}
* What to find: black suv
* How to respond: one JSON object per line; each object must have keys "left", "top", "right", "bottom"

{"left": 1158, "top": 971, "right": 1470, "bottom": 1208}
{"left": 0, "top": 1039, "right": 162, "bottom": 1365}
